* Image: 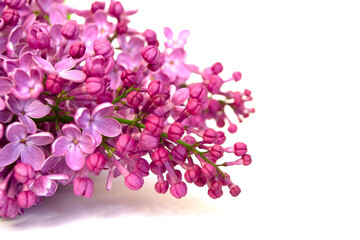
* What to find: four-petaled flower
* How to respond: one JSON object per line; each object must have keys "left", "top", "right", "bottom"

{"left": 52, "top": 124, "right": 96, "bottom": 171}
{"left": 74, "top": 102, "right": 121, "bottom": 146}
{"left": 0, "top": 122, "right": 54, "bottom": 170}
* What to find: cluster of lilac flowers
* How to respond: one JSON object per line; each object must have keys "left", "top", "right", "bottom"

{"left": 0, "top": 0, "right": 254, "bottom": 218}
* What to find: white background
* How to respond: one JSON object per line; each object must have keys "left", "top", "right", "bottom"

{"left": 1, "top": 0, "right": 360, "bottom": 239}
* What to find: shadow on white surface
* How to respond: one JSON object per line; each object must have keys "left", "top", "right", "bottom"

{"left": 1, "top": 175, "right": 216, "bottom": 230}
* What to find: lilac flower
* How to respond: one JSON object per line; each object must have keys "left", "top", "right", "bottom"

{"left": 10, "top": 68, "right": 44, "bottom": 100}
{"left": 74, "top": 102, "right": 121, "bottom": 146}
{"left": 164, "top": 27, "right": 190, "bottom": 49}
{"left": 6, "top": 94, "right": 51, "bottom": 134}
{"left": 52, "top": 124, "right": 96, "bottom": 171}
{"left": 163, "top": 48, "right": 191, "bottom": 81}
{"left": 33, "top": 56, "right": 86, "bottom": 83}
{"left": 0, "top": 122, "right": 54, "bottom": 170}
{"left": 93, "top": 11, "right": 115, "bottom": 40}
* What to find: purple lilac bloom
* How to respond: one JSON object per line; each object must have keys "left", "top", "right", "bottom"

{"left": 52, "top": 124, "right": 96, "bottom": 171}
{"left": 0, "top": 122, "right": 54, "bottom": 170}
{"left": 74, "top": 102, "right": 121, "bottom": 146}
{"left": 10, "top": 68, "right": 44, "bottom": 100}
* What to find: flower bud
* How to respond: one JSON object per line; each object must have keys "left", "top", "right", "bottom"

{"left": 109, "top": 1, "right": 124, "bottom": 18}
{"left": 194, "top": 175, "right": 206, "bottom": 187}
{"left": 121, "top": 69, "right": 137, "bottom": 87}
{"left": 155, "top": 181, "right": 169, "bottom": 194}
{"left": 170, "top": 181, "right": 187, "bottom": 199}
{"left": 134, "top": 158, "right": 150, "bottom": 177}
{"left": 201, "top": 163, "right": 216, "bottom": 179}
{"left": 86, "top": 153, "right": 106, "bottom": 175}
{"left": 211, "top": 62, "right": 223, "bottom": 74}
{"left": 182, "top": 135, "right": 196, "bottom": 145}
{"left": 86, "top": 76, "right": 108, "bottom": 96}
{"left": 17, "top": 191, "right": 36, "bottom": 209}
{"left": 203, "top": 128, "right": 218, "bottom": 144}
{"left": 151, "top": 147, "right": 169, "bottom": 166}
{"left": 84, "top": 56, "right": 105, "bottom": 77}
{"left": 27, "top": 26, "right": 50, "bottom": 50}
{"left": 186, "top": 98, "right": 202, "bottom": 115}
{"left": 2, "top": 9, "right": 20, "bottom": 26}
{"left": 230, "top": 185, "right": 241, "bottom": 197}
{"left": 97, "top": 90, "right": 113, "bottom": 104}
{"left": 234, "top": 142, "right": 247, "bottom": 157}
{"left": 139, "top": 131, "right": 159, "bottom": 150}
{"left": 94, "top": 40, "right": 114, "bottom": 60}
{"left": 233, "top": 71, "right": 242, "bottom": 81}
{"left": 70, "top": 42, "right": 86, "bottom": 59}
{"left": 14, "top": 163, "right": 35, "bottom": 183}
{"left": 171, "top": 145, "right": 188, "bottom": 163}
{"left": 116, "top": 21, "right": 128, "bottom": 34}
{"left": 147, "top": 54, "right": 164, "bottom": 71}
{"left": 242, "top": 154, "right": 252, "bottom": 166}
{"left": 45, "top": 74, "right": 64, "bottom": 94}
{"left": 166, "top": 169, "right": 182, "bottom": 185}
{"left": 143, "top": 29, "right": 159, "bottom": 46}
{"left": 215, "top": 131, "right": 226, "bottom": 145}
{"left": 210, "top": 145, "right": 224, "bottom": 160}
{"left": 206, "top": 75, "right": 223, "bottom": 94}
{"left": 126, "top": 91, "right": 143, "bottom": 107}
{"left": 124, "top": 172, "right": 144, "bottom": 190}
{"left": 116, "top": 134, "right": 136, "bottom": 154}
{"left": 184, "top": 164, "right": 201, "bottom": 183}
{"left": 5, "top": 0, "right": 26, "bottom": 10}
{"left": 147, "top": 80, "right": 165, "bottom": 97}
{"left": 150, "top": 161, "right": 165, "bottom": 175}
{"left": 61, "top": 20, "right": 79, "bottom": 40}
{"left": 91, "top": 1, "right": 105, "bottom": 13}
{"left": 208, "top": 188, "right": 223, "bottom": 199}
{"left": 141, "top": 45, "right": 160, "bottom": 65}
{"left": 73, "top": 177, "right": 94, "bottom": 198}
{"left": 145, "top": 115, "right": 163, "bottom": 136}
{"left": 189, "top": 83, "right": 208, "bottom": 103}
{"left": 0, "top": 198, "right": 19, "bottom": 218}
{"left": 228, "top": 123, "right": 237, "bottom": 133}
{"left": 168, "top": 122, "right": 184, "bottom": 142}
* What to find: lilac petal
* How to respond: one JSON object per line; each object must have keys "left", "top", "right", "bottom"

{"left": 178, "top": 30, "right": 190, "bottom": 41}
{"left": 78, "top": 134, "right": 95, "bottom": 154}
{"left": 93, "top": 117, "right": 121, "bottom": 137}
{"left": 83, "top": 125, "right": 102, "bottom": 147}
{"left": 26, "top": 132, "right": 54, "bottom": 145}
{"left": 92, "top": 102, "right": 114, "bottom": 119}
{"left": 0, "top": 142, "right": 22, "bottom": 167}
{"left": 33, "top": 55, "right": 56, "bottom": 73}
{"left": 5, "top": 94, "right": 22, "bottom": 115}
{"left": 0, "top": 37, "right": 6, "bottom": 54}
{"left": 19, "top": 115, "right": 37, "bottom": 134}
{"left": 176, "top": 63, "right": 191, "bottom": 79}
{"left": 13, "top": 69, "right": 31, "bottom": 88}
{"left": 0, "top": 98, "right": 5, "bottom": 111}
{"left": 171, "top": 48, "right": 186, "bottom": 61}
{"left": 21, "top": 145, "right": 45, "bottom": 170}
{"left": 4, "top": 61, "right": 17, "bottom": 74}
{"left": 30, "top": 68, "right": 42, "bottom": 83}
{"left": 49, "top": 7, "right": 65, "bottom": 25}
{"left": 30, "top": 176, "right": 57, "bottom": 197}
{"left": 41, "top": 155, "right": 62, "bottom": 173}
{"left": 51, "top": 160, "right": 74, "bottom": 185}
{"left": 22, "top": 14, "right": 36, "bottom": 31}
{"left": 52, "top": 136, "right": 72, "bottom": 156}
{"left": 54, "top": 57, "right": 75, "bottom": 73}
{"left": 65, "top": 145, "right": 85, "bottom": 171}
{"left": 94, "top": 11, "right": 108, "bottom": 26}
{"left": 6, "top": 122, "right": 28, "bottom": 141}
{"left": 82, "top": 24, "right": 98, "bottom": 42}
{"left": 0, "top": 110, "right": 13, "bottom": 123}
{"left": 0, "top": 77, "right": 14, "bottom": 95}
{"left": 164, "top": 27, "right": 173, "bottom": 40}
{"left": 50, "top": 24, "right": 63, "bottom": 45}
{"left": 171, "top": 88, "right": 189, "bottom": 105}
{"left": 62, "top": 124, "right": 81, "bottom": 139}
{"left": 74, "top": 107, "right": 90, "bottom": 128}
{"left": 128, "top": 37, "right": 144, "bottom": 52}
{"left": 26, "top": 100, "right": 51, "bottom": 118}
{"left": 59, "top": 70, "right": 86, "bottom": 83}
{"left": 9, "top": 26, "right": 22, "bottom": 45}
{"left": 19, "top": 52, "right": 35, "bottom": 71}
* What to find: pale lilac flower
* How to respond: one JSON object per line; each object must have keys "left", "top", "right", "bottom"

{"left": 33, "top": 56, "right": 86, "bottom": 83}
{"left": 163, "top": 48, "right": 191, "bottom": 81}
{"left": 0, "top": 122, "right": 54, "bottom": 170}
{"left": 10, "top": 68, "right": 44, "bottom": 99}
{"left": 74, "top": 102, "right": 121, "bottom": 146}
{"left": 164, "top": 27, "right": 190, "bottom": 49}
{"left": 6, "top": 94, "right": 51, "bottom": 134}
{"left": 52, "top": 124, "right": 96, "bottom": 171}
{"left": 116, "top": 37, "right": 144, "bottom": 70}
{"left": 94, "top": 11, "right": 115, "bottom": 40}
{"left": 30, "top": 174, "right": 70, "bottom": 197}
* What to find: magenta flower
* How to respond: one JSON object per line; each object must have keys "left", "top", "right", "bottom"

{"left": 6, "top": 94, "right": 51, "bottom": 134}
{"left": 164, "top": 27, "right": 190, "bottom": 49}
{"left": 52, "top": 124, "right": 96, "bottom": 171}
{"left": 10, "top": 68, "right": 44, "bottom": 100}
{"left": 33, "top": 56, "right": 86, "bottom": 83}
{"left": 0, "top": 122, "right": 54, "bottom": 170}
{"left": 163, "top": 48, "right": 191, "bottom": 81}
{"left": 74, "top": 102, "right": 121, "bottom": 146}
